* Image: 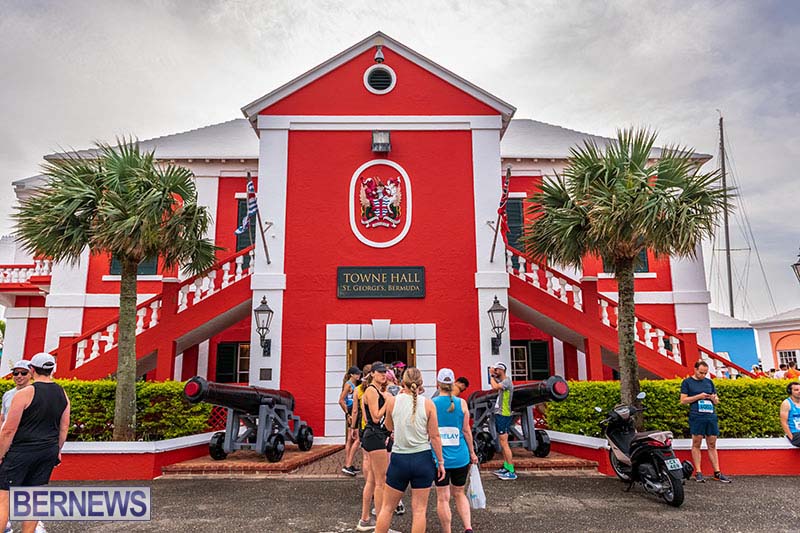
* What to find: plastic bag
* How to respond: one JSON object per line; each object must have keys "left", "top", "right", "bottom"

{"left": 467, "top": 463, "right": 486, "bottom": 509}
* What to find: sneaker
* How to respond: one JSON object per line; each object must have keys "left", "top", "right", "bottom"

{"left": 713, "top": 472, "right": 732, "bottom": 483}
{"left": 394, "top": 501, "right": 406, "bottom": 515}
{"left": 4, "top": 520, "right": 12, "bottom": 533}
{"left": 371, "top": 507, "right": 376, "bottom": 516}
{"left": 35, "top": 523, "right": 47, "bottom": 533}
{"left": 356, "top": 517, "right": 376, "bottom": 531}
{"left": 695, "top": 472, "right": 706, "bottom": 483}
{"left": 352, "top": 465, "right": 362, "bottom": 474}
{"left": 496, "top": 470, "right": 517, "bottom": 480}
{"left": 342, "top": 465, "right": 357, "bottom": 476}
{"left": 493, "top": 467, "right": 507, "bottom": 475}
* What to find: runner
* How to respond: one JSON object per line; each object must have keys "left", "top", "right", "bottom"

{"left": 376, "top": 367, "right": 445, "bottom": 533}
{"left": 433, "top": 368, "right": 478, "bottom": 533}
{"left": 359, "top": 363, "right": 391, "bottom": 531}
{"left": 353, "top": 364, "right": 376, "bottom": 531}
{"left": 340, "top": 366, "right": 362, "bottom": 476}
{"left": 453, "top": 377, "right": 470, "bottom": 397}
{"left": 680, "top": 360, "right": 731, "bottom": 483}
{"left": 1, "top": 361, "right": 32, "bottom": 426}
{"left": 780, "top": 381, "right": 800, "bottom": 447}
{"left": 489, "top": 362, "right": 516, "bottom": 480}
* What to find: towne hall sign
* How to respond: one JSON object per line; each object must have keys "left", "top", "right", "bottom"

{"left": 337, "top": 267, "right": 425, "bottom": 298}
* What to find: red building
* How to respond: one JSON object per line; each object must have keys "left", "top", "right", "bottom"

{"left": 0, "top": 33, "right": 723, "bottom": 438}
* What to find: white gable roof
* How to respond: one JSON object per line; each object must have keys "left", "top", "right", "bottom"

{"left": 750, "top": 307, "right": 800, "bottom": 327}
{"left": 708, "top": 309, "right": 751, "bottom": 329}
{"left": 240, "top": 31, "right": 516, "bottom": 131}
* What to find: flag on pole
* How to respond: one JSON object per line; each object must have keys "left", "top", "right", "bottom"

{"left": 497, "top": 167, "right": 511, "bottom": 238}
{"left": 234, "top": 178, "right": 258, "bottom": 235}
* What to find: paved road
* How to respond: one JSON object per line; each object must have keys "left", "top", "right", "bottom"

{"left": 23, "top": 475, "right": 797, "bottom": 532}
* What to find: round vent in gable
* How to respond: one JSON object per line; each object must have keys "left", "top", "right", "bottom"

{"left": 364, "top": 64, "right": 396, "bottom": 95}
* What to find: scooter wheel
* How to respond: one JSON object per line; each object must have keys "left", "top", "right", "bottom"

{"left": 658, "top": 460, "right": 685, "bottom": 507}
{"left": 608, "top": 449, "right": 632, "bottom": 481}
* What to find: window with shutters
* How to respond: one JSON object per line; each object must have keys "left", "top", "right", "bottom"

{"left": 236, "top": 198, "right": 254, "bottom": 269}
{"left": 109, "top": 256, "right": 158, "bottom": 276}
{"left": 505, "top": 198, "right": 524, "bottom": 250}
{"left": 510, "top": 340, "right": 550, "bottom": 380}
{"left": 215, "top": 342, "right": 251, "bottom": 383}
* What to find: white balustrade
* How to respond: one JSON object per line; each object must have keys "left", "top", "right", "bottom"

{"left": 89, "top": 332, "right": 101, "bottom": 361}
{"left": 670, "top": 336, "right": 682, "bottom": 363}
{"left": 148, "top": 300, "right": 160, "bottom": 328}
{"left": 531, "top": 263, "right": 540, "bottom": 288}
{"left": 102, "top": 324, "right": 117, "bottom": 352}
{"left": 234, "top": 255, "right": 244, "bottom": 280}
{"left": 545, "top": 271, "right": 554, "bottom": 295}
{"left": 599, "top": 300, "right": 610, "bottom": 326}
{"left": 572, "top": 285, "right": 582, "bottom": 310}
{"left": 642, "top": 322, "right": 653, "bottom": 348}
{"left": 633, "top": 318, "right": 640, "bottom": 342}
{"left": 75, "top": 340, "right": 88, "bottom": 367}
{"left": 178, "top": 285, "right": 191, "bottom": 312}
{"left": 135, "top": 308, "right": 147, "bottom": 334}
{"left": 656, "top": 330, "right": 666, "bottom": 355}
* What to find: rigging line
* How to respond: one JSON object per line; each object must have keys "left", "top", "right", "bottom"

{"left": 722, "top": 131, "right": 778, "bottom": 315}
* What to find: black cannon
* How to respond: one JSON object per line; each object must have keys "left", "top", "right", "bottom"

{"left": 184, "top": 376, "right": 313, "bottom": 462}
{"left": 467, "top": 375, "right": 569, "bottom": 462}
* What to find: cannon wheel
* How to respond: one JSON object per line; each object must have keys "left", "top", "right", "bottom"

{"left": 533, "top": 429, "right": 551, "bottom": 457}
{"left": 264, "top": 433, "right": 285, "bottom": 462}
{"left": 297, "top": 425, "right": 314, "bottom": 452}
{"left": 209, "top": 431, "right": 227, "bottom": 460}
{"left": 474, "top": 431, "right": 495, "bottom": 464}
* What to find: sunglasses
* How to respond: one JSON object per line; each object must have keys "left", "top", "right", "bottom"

{"left": 12, "top": 371, "right": 29, "bottom": 376}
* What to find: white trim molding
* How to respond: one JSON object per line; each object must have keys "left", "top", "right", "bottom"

{"left": 348, "top": 159, "right": 412, "bottom": 248}
{"left": 324, "top": 320, "right": 437, "bottom": 438}
{"left": 597, "top": 272, "right": 657, "bottom": 280}
{"left": 257, "top": 115, "right": 502, "bottom": 131}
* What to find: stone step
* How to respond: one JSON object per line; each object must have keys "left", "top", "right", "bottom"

{"left": 161, "top": 444, "right": 344, "bottom": 476}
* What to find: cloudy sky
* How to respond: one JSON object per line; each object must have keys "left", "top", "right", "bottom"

{"left": 1, "top": 0, "right": 798, "bottom": 319}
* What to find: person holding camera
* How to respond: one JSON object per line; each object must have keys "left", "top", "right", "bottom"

{"left": 489, "top": 362, "right": 516, "bottom": 480}
{"left": 679, "top": 360, "right": 731, "bottom": 483}
{"left": 780, "top": 381, "right": 800, "bottom": 448}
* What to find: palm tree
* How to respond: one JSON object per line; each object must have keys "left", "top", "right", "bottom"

{"left": 14, "top": 139, "right": 216, "bottom": 440}
{"left": 522, "top": 128, "right": 728, "bottom": 405}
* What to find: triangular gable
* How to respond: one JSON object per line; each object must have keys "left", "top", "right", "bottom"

{"left": 241, "top": 31, "right": 516, "bottom": 131}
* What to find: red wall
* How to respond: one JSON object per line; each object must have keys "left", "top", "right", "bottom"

{"left": 214, "top": 176, "right": 251, "bottom": 260}
{"left": 23, "top": 318, "right": 47, "bottom": 357}
{"left": 280, "top": 130, "right": 480, "bottom": 431}
{"left": 262, "top": 47, "right": 498, "bottom": 117}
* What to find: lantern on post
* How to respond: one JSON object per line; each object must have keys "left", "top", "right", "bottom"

{"left": 253, "top": 296, "right": 274, "bottom": 357}
{"left": 488, "top": 295, "right": 508, "bottom": 355}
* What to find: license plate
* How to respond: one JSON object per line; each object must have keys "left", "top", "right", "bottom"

{"left": 665, "top": 458, "right": 682, "bottom": 471}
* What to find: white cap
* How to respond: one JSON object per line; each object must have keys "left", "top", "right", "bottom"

{"left": 491, "top": 361, "right": 507, "bottom": 371}
{"left": 30, "top": 352, "right": 56, "bottom": 370}
{"left": 11, "top": 360, "right": 31, "bottom": 371}
{"left": 436, "top": 368, "right": 455, "bottom": 384}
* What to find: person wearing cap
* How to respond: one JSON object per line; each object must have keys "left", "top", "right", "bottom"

{"left": 489, "top": 361, "right": 516, "bottom": 480}
{"left": 433, "top": 368, "right": 478, "bottom": 533}
{"left": 0, "top": 353, "right": 70, "bottom": 533}
{"left": 340, "top": 366, "right": 363, "bottom": 477}
{"left": 1, "top": 361, "right": 33, "bottom": 426}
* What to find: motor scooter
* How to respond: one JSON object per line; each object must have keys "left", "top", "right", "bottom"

{"left": 596, "top": 392, "right": 694, "bottom": 507}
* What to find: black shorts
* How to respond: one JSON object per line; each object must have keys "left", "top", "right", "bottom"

{"left": 434, "top": 463, "right": 470, "bottom": 487}
{"left": 0, "top": 445, "right": 60, "bottom": 490}
{"left": 361, "top": 426, "right": 390, "bottom": 452}
{"left": 386, "top": 450, "right": 436, "bottom": 491}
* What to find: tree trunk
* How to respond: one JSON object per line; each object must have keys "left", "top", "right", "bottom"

{"left": 615, "top": 256, "right": 641, "bottom": 420}
{"left": 113, "top": 259, "right": 138, "bottom": 441}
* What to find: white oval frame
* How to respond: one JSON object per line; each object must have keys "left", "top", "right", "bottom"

{"left": 363, "top": 64, "right": 397, "bottom": 95}
{"left": 349, "top": 159, "right": 412, "bottom": 248}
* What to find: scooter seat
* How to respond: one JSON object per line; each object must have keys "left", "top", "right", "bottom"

{"left": 633, "top": 430, "right": 664, "bottom": 441}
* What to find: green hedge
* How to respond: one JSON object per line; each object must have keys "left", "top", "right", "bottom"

{"left": 546, "top": 379, "right": 790, "bottom": 438}
{"left": 0, "top": 380, "right": 212, "bottom": 441}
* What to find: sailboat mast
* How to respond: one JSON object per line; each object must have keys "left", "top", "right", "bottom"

{"left": 719, "top": 115, "right": 735, "bottom": 317}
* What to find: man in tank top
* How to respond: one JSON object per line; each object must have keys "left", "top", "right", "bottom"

{"left": 0, "top": 353, "right": 70, "bottom": 533}
{"left": 780, "top": 381, "right": 800, "bottom": 447}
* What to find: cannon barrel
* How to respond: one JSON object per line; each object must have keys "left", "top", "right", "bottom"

{"left": 467, "top": 375, "right": 569, "bottom": 412}
{"left": 184, "top": 376, "right": 295, "bottom": 413}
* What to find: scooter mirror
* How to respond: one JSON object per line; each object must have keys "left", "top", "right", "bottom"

{"left": 636, "top": 392, "right": 646, "bottom": 400}
{"left": 594, "top": 407, "right": 602, "bottom": 413}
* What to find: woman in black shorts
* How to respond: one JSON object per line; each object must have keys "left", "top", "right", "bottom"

{"left": 361, "top": 362, "right": 391, "bottom": 529}
{"left": 376, "top": 367, "right": 445, "bottom": 533}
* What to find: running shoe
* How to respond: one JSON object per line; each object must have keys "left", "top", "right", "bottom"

{"left": 493, "top": 467, "right": 507, "bottom": 476}
{"left": 394, "top": 501, "right": 405, "bottom": 515}
{"left": 34, "top": 523, "right": 47, "bottom": 533}
{"left": 352, "top": 465, "right": 362, "bottom": 474}
{"left": 4, "top": 520, "right": 12, "bottom": 533}
{"left": 496, "top": 470, "right": 517, "bottom": 480}
{"left": 713, "top": 472, "right": 732, "bottom": 483}
{"left": 695, "top": 472, "right": 706, "bottom": 483}
{"left": 342, "top": 465, "right": 357, "bottom": 476}
{"left": 356, "top": 517, "right": 376, "bottom": 531}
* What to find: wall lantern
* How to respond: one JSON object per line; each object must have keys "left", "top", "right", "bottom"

{"left": 488, "top": 295, "right": 508, "bottom": 355}
{"left": 792, "top": 249, "right": 800, "bottom": 285}
{"left": 372, "top": 130, "right": 391, "bottom": 153}
{"left": 253, "top": 296, "right": 274, "bottom": 357}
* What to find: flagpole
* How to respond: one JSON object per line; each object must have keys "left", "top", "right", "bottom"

{"left": 489, "top": 167, "right": 511, "bottom": 263}
{"left": 248, "top": 172, "right": 272, "bottom": 265}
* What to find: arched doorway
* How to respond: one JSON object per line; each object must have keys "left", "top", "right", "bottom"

{"left": 349, "top": 340, "right": 415, "bottom": 370}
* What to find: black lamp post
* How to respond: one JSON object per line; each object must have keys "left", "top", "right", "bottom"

{"left": 488, "top": 295, "right": 508, "bottom": 355}
{"left": 253, "top": 296, "right": 274, "bottom": 357}
{"left": 792, "top": 250, "right": 800, "bottom": 285}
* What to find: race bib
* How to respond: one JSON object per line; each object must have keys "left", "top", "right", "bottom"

{"left": 792, "top": 417, "right": 800, "bottom": 432}
{"left": 698, "top": 399, "right": 714, "bottom": 414}
{"left": 439, "top": 426, "right": 461, "bottom": 446}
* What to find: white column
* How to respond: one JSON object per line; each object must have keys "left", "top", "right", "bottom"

{"left": 173, "top": 353, "right": 184, "bottom": 381}
{"left": 553, "top": 338, "right": 565, "bottom": 377}
{"left": 249, "top": 127, "right": 289, "bottom": 388}
{"left": 472, "top": 121, "right": 510, "bottom": 388}
{"left": 44, "top": 249, "right": 90, "bottom": 351}
{"left": 194, "top": 175, "right": 220, "bottom": 242}
{"left": 670, "top": 245, "right": 713, "bottom": 348}
{"left": 1, "top": 313, "right": 29, "bottom": 375}
{"left": 197, "top": 340, "right": 210, "bottom": 379}
{"left": 577, "top": 349, "right": 587, "bottom": 381}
